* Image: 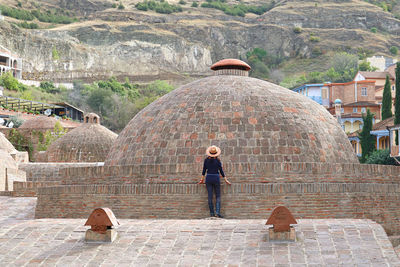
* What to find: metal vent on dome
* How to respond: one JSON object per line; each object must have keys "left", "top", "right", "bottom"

{"left": 210, "top": 59, "right": 251, "bottom": 77}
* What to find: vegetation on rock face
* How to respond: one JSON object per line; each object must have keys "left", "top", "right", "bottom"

{"left": 0, "top": 5, "right": 78, "bottom": 25}
{"left": 280, "top": 52, "right": 360, "bottom": 89}
{"left": 359, "top": 109, "right": 376, "bottom": 163}
{"left": 200, "top": 0, "right": 274, "bottom": 17}
{"left": 69, "top": 78, "right": 174, "bottom": 132}
{"left": 136, "top": 0, "right": 183, "bottom": 14}
{"left": 381, "top": 75, "right": 393, "bottom": 120}
{"left": 0, "top": 72, "right": 174, "bottom": 132}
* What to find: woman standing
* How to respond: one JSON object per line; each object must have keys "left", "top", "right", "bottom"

{"left": 198, "top": 145, "right": 231, "bottom": 217}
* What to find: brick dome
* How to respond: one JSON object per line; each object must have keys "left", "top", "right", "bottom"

{"left": 19, "top": 116, "right": 72, "bottom": 130}
{"left": 105, "top": 75, "right": 358, "bottom": 173}
{"left": 44, "top": 114, "right": 117, "bottom": 162}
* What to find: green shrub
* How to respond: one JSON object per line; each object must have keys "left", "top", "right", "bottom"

{"left": 0, "top": 5, "right": 34, "bottom": 20}
{"left": 293, "top": 26, "right": 302, "bottom": 34}
{"left": 52, "top": 47, "right": 60, "bottom": 60}
{"left": 365, "top": 149, "right": 397, "bottom": 165}
{"left": 311, "top": 46, "right": 323, "bottom": 57}
{"left": 40, "top": 81, "right": 60, "bottom": 94}
{"left": 309, "top": 36, "right": 320, "bottom": 42}
{"left": 135, "top": 0, "right": 183, "bottom": 13}
{"left": 118, "top": 3, "right": 125, "bottom": 9}
{"left": 191, "top": 2, "right": 198, "bottom": 7}
{"left": 200, "top": 0, "right": 274, "bottom": 17}
{"left": 17, "top": 21, "right": 39, "bottom": 29}
{"left": 30, "top": 9, "right": 78, "bottom": 24}
{"left": 112, "top": 3, "right": 117, "bottom": 8}
{"left": 8, "top": 116, "right": 24, "bottom": 128}
{"left": 390, "top": 46, "right": 398, "bottom": 55}
{"left": 179, "top": 0, "right": 186, "bottom": 4}
{"left": 370, "top": 27, "right": 377, "bottom": 33}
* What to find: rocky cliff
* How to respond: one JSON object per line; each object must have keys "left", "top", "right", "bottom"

{"left": 0, "top": 0, "right": 400, "bottom": 83}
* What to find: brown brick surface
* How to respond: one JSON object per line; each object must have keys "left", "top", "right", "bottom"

{"left": 105, "top": 76, "right": 358, "bottom": 171}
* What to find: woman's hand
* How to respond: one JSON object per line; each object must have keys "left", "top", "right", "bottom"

{"left": 197, "top": 176, "right": 205, "bottom": 184}
{"left": 224, "top": 177, "right": 231, "bottom": 185}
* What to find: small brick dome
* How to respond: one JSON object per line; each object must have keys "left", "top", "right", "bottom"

{"left": 19, "top": 116, "right": 71, "bottom": 130}
{"left": 105, "top": 75, "right": 358, "bottom": 172}
{"left": 44, "top": 114, "right": 117, "bottom": 162}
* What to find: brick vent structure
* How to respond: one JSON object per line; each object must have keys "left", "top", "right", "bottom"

{"left": 43, "top": 113, "right": 117, "bottom": 162}
{"left": 34, "top": 60, "right": 400, "bottom": 238}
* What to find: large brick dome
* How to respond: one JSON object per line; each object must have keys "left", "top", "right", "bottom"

{"left": 44, "top": 114, "right": 118, "bottom": 162}
{"left": 105, "top": 75, "right": 358, "bottom": 172}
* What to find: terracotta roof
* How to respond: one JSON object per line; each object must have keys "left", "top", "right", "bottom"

{"left": 324, "top": 80, "right": 375, "bottom": 86}
{"left": 372, "top": 117, "right": 394, "bottom": 131}
{"left": 347, "top": 131, "right": 360, "bottom": 137}
{"left": 341, "top": 114, "right": 363, "bottom": 118}
{"left": 211, "top": 59, "right": 251, "bottom": 71}
{"left": 344, "top": 101, "right": 380, "bottom": 107}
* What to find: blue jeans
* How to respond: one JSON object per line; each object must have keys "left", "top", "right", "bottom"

{"left": 206, "top": 174, "right": 221, "bottom": 215}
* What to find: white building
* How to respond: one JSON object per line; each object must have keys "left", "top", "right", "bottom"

{"left": 0, "top": 45, "right": 22, "bottom": 79}
{"left": 366, "top": 55, "right": 397, "bottom": 71}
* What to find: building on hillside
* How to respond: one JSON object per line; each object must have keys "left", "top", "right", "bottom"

{"left": 0, "top": 45, "right": 22, "bottom": 79}
{"left": 348, "top": 116, "right": 394, "bottom": 157}
{"left": 51, "top": 102, "right": 84, "bottom": 122}
{"left": 329, "top": 101, "right": 379, "bottom": 133}
{"left": 291, "top": 83, "right": 329, "bottom": 107}
{"left": 366, "top": 55, "right": 397, "bottom": 71}
{"left": 0, "top": 86, "right": 3, "bottom": 96}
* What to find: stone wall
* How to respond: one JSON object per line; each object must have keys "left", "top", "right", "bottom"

{"left": 15, "top": 162, "right": 103, "bottom": 196}
{"left": 34, "top": 162, "right": 400, "bottom": 236}
{"left": 58, "top": 162, "right": 400, "bottom": 185}
{"left": 35, "top": 182, "right": 400, "bottom": 235}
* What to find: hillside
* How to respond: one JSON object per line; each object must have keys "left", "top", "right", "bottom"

{"left": 0, "top": 0, "right": 400, "bottom": 85}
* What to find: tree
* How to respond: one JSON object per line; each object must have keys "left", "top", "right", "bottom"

{"left": 395, "top": 62, "right": 400, "bottom": 144}
{"left": 359, "top": 109, "right": 375, "bottom": 162}
{"left": 382, "top": 75, "right": 393, "bottom": 120}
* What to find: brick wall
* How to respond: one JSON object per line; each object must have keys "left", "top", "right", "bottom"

{"left": 15, "top": 162, "right": 102, "bottom": 196}
{"left": 35, "top": 182, "right": 400, "bottom": 235}
{"left": 58, "top": 162, "right": 400, "bottom": 185}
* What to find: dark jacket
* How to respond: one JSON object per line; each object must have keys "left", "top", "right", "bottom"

{"left": 202, "top": 157, "right": 225, "bottom": 177}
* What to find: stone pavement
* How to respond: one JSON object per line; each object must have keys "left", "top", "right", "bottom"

{"left": 0, "top": 197, "right": 400, "bottom": 266}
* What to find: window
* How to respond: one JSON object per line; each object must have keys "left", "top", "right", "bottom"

{"left": 393, "top": 85, "right": 395, "bottom": 91}
{"left": 353, "top": 107, "right": 358, "bottom": 113}
{"left": 359, "top": 124, "right": 363, "bottom": 130}
{"left": 361, "top": 107, "right": 366, "bottom": 113}
{"left": 361, "top": 87, "right": 367, "bottom": 96}
{"left": 341, "top": 108, "right": 344, "bottom": 113}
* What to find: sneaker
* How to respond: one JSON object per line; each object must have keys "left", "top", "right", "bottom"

{"left": 210, "top": 213, "right": 215, "bottom": 217}
{"left": 216, "top": 214, "right": 223, "bottom": 218}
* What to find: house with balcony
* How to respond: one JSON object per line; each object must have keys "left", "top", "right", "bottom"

{"left": 292, "top": 83, "right": 330, "bottom": 107}
{"left": 0, "top": 45, "right": 22, "bottom": 79}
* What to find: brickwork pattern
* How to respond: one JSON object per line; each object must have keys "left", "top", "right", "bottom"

{"left": 45, "top": 124, "right": 117, "bottom": 162}
{"left": 36, "top": 182, "right": 400, "bottom": 236}
{"left": 14, "top": 162, "right": 102, "bottom": 196}
{"left": 59, "top": 162, "right": 400, "bottom": 184}
{"left": 105, "top": 76, "right": 358, "bottom": 171}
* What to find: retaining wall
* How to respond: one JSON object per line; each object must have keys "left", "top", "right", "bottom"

{"left": 36, "top": 182, "right": 400, "bottom": 235}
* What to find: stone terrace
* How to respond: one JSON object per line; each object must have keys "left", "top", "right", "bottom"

{"left": 1, "top": 197, "right": 400, "bottom": 266}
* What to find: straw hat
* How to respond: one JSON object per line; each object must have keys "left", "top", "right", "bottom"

{"left": 206, "top": 145, "right": 221, "bottom": 157}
